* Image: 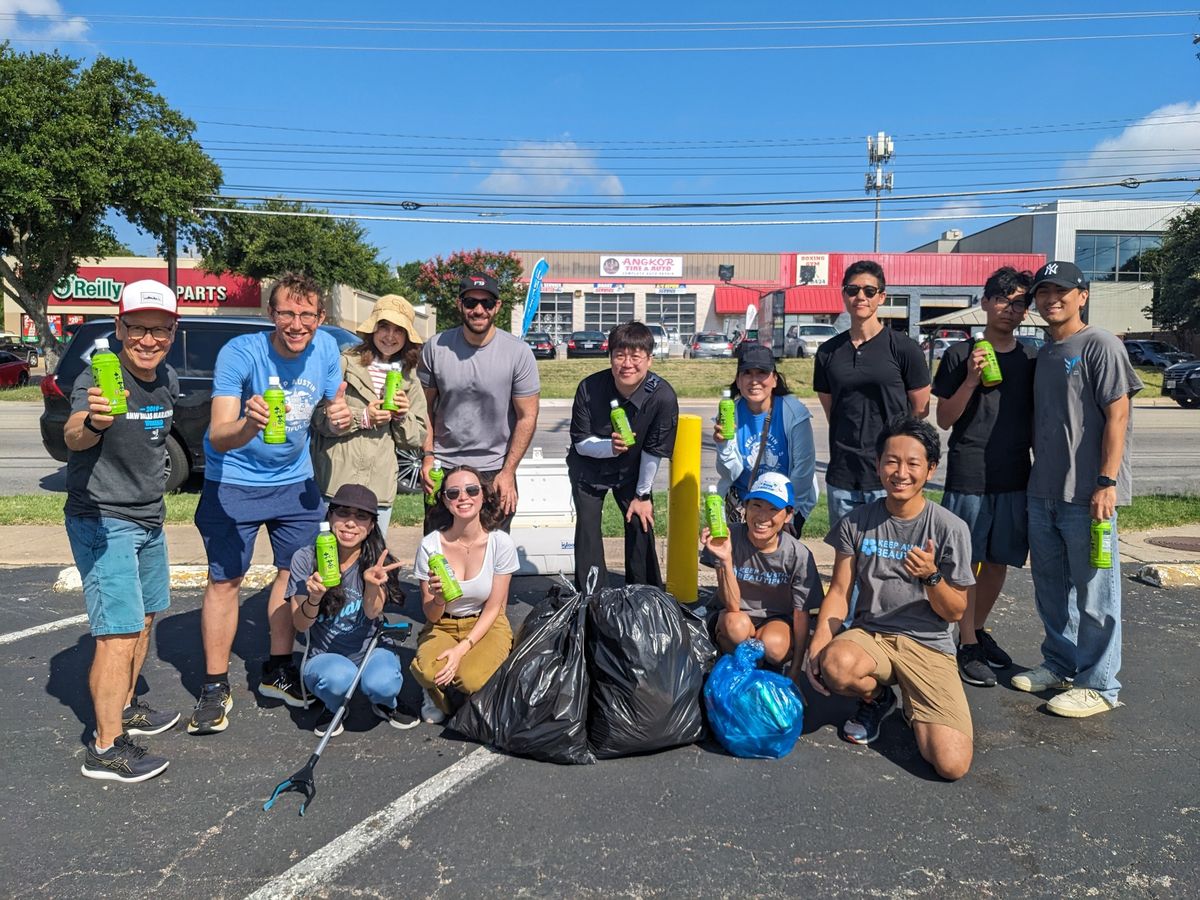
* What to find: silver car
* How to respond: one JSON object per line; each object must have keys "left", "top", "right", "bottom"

{"left": 785, "top": 323, "right": 838, "bottom": 358}
{"left": 686, "top": 332, "right": 734, "bottom": 359}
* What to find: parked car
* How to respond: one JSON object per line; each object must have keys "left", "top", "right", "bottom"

{"left": 1162, "top": 359, "right": 1200, "bottom": 409}
{"left": 0, "top": 337, "right": 39, "bottom": 366}
{"left": 646, "top": 324, "right": 670, "bottom": 360}
{"left": 566, "top": 330, "right": 608, "bottom": 358}
{"left": 524, "top": 331, "right": 557, "bottom": 360}
{"left": 0, "top": 350, "right": 32, "bottom": 387}
{"left": 1015, "top": 334, "right": 1046, "bottom": 353}
{"left": 40, "top": 317, "right": 359, "bottom": 492}
{"left": 784, "top": 323, "right": 838, "bottom": 358}
{"left": 1125, "top": 339, "right": 1195, "bottom": 369}
{"left": 923, "top": 337, "right": 962, "bottom": 361}
{"left": 686, "top": 332, "right": 734, "bottom": 359}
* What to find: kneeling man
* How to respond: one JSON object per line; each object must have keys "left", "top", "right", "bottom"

{"left": 806, "top": 416, "right": 975, "bottom": 780}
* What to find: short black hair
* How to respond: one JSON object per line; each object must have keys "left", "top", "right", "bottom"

{"left": 876, "top": 415, "right": 941, "bottom": 467}
{"left": 983, "top": 266, "right": 1034, "bottom": 301}
{"left": 842, "top": 259, "right": 886, "bottom": 291}
{"left": 608, "top": 321, "right": 654, "bottom": 357}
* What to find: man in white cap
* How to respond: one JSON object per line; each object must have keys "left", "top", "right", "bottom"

{"left": 64, "top": 278, "right": 181, "bottom": 781}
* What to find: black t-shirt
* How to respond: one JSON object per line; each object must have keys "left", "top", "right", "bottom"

{"left": 813, "top": 328, "right": 930, "bottom": 491}
{"left": 931, "top": 339, "right": 1037, "bottom": 494}
{"left": 567, "top": 370, "right": 679, "bottom": 490}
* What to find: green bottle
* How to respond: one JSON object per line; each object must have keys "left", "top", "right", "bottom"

{"left": 975, "top": 339, "right": 1003, "bottom": 387}
{"left": 704, "top": 485, "right": 729, "bottom": 539}
{"left": 425, "top": 460, "right": 444, "bottom": 508}
{"left": 1090, "top": 519, "right": 1113, "bottom": 569}
{"left": 381, "top": 363, "right": 403, "bottom": 412}
{"left": 315, "top": 522, "right": 341, "bottom": 587}
{"left": 427, "top": 553, "right": 464, "bottom": 602}
{"left": 718, "top": 389, "right": 736, "bottom": 440}
{"left": 609, "top": 399, "right": 636, "bottom": 447}
{"left": 263, "top": 375, "right": 287, "bottom": 444}
{"left": 90, "top": 338, "right": 127, "bottom": 416}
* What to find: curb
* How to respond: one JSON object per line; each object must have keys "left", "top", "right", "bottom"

{"left": 52, "top": 564, "right": 281, "bottom": 593}
{"left": 1134, "top": 563, "right": 1200, "bottom": 589}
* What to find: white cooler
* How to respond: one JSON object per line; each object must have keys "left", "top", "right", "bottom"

{"left": 511, "top": 447, "right": 576, "bottom": 576}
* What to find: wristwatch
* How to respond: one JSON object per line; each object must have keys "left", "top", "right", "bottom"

{"left": 635, "top": 491, "right": 653, "bottom": 502}
{"left": 1096, "top": 475, "right": 1117, "bottom": 488}
{"left": 921, "top": 571, "right": 943, "bottom": 586}
{"left": 83, "top": 415, "right": 104, "bottom": 435}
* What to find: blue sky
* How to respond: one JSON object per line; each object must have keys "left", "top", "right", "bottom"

{"left": 5, "top": 2, "right": 1199, "bottom": 267}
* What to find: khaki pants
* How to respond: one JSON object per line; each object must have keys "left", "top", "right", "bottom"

{"left": 410, "top": 613, "right": 513, "bottom": 713}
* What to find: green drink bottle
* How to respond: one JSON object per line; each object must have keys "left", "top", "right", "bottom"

{"left": 1090, "top": 519, "right": 1113, "bottom": 569}
{"left": 427, "top": 553, "right": 464, "bottom": 602}
{"left": 975, "top": 339, "right": 1003, "bottom": 387}
{"left": 381, "top": 363, "right": 403, "bottom": 412}
{"left": 704, "top": 485, "right": 729, "bottom": 539}
{"left": 718, "top": 389, "right": 736, "bottom": 440}
{"left": 425, "top": 460, "right": 444, "bottom": 508}
{"left": 315, "top": 522, "right": 341, "bottom": 587}
{"left": 263, "top": 375, "right": 287, "bottom": 444}
{"left": 610, "top": 399, "right": 636, "bottom": 447}
{"left": 90, "top": 338, "right": 127, "bottom": 416}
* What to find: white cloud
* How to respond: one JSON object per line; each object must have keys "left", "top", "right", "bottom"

{"left": 479, "top": 141, "right": 624, "bottom": 198}
{"left": 0, "top": 0, "right": 88, "bottom": 42}
{"left": 904, "top": 200, "right": 985, "bottom": 236}
{"left": 1061, "top": 101, "right": 1200, "bottom": 183}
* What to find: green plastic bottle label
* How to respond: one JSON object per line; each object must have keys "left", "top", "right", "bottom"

{"left": 263, "top": 389, "right": 287, "bottom": 443}
{"left": 425, "top": 466, "right": 444, "bottom": 507}
{"left": 976, "top": 340, "right": 1003, "bottom": 387}
{"left": 718, "top": 398, "right": 736, "bottom": 439}
{"left": 315, "top": 532, "right": 341, "bottom": 587}
{"left": 91, "top": 350, "right": 127, "bottom": 415}
{"left": 1090, "top": 520, "right": 1113, "bottom": 569}
{"left": 428, "top": 553, "right": 463, "bottom": 602}
{"left": 610, "top": 406, "right": 636, "bottom": 446}
{"left": 705, "top": 493, "right": 729, "bottom": 538}
{"left": 381, "top": 368, "right": 403, "bottom": 411}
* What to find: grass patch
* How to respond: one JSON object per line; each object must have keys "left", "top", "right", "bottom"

{"left": 1119, "top": 494, "right": 1200, "bottom": 530}
{"left": 1134, "top": 365, "right": 1163, "bottom": 394}
{"left": 0, "top": 385, "right": 41, "bottom": 402}
{"left": 536, "top": 358, "right": 816, "bottom": 400}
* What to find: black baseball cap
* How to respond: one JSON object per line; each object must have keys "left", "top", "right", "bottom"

{"left": 737, "top": 344, "right": 777, "bottom": 373}
{"left": 1030, "top": 261, "right": 1088, "bottom": 294}
{"left": 458, "top": 273, "right": 500, "bottom": 300}
{"left": 329, "top": 483, "right": 379, "bottom": 516}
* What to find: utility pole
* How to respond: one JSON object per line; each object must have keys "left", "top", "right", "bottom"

{"left": 865, "top": 132, "right": 895, "bottom": 252}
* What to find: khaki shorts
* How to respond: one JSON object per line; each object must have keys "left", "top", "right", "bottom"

{"left": 831, "top": 629, "right": 973, "bottom": 738}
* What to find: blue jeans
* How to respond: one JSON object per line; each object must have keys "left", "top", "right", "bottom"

{"left": 1027, "top": 497, "right": 1122, "bottom": 704}
{"left": 826, "top": 486, "right": 887, "bottom": 622}
{"left": 301, "top": 648, "right": 403, "bottom": 711}
{"left": 65, "top": 516, "right": 170, "bottom": 636}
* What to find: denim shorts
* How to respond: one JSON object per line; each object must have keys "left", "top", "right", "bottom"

{"left": 195, "top": 478, "right": 326, "bottom": 580}
{"left": 941, "top": 490, "right": 1029, "bottom": 567}
{"left": 65, "top": 515, "right": 170, "bottom": 636}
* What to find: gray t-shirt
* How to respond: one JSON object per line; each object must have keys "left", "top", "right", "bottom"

{"left": 725, "top": 523, "right": 824, "bottom": 619}
{"left": 287, "top": 545, "right": 375, "bottom": 664}
{"left": 1028, "top": 327, "right": 1142, "bottom": 506}
{"left": 826, "top": 498, "right": 975, "bottom": 655}
{"left": 65, "top": 363, "right": 179, "bottom": 529}
{"left": 418, "top": 327, "right": 540, "bottom": 470}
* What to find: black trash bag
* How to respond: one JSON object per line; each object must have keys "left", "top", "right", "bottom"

{"left": 585, "top": 584, "right": 717, "bottom": 759}
{"left": 448, "top": 586, "right": 595, "bottom": 765}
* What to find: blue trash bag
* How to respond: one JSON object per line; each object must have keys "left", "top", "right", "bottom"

{"left": 703, "top": 639, "right": 805, "bottom": 759}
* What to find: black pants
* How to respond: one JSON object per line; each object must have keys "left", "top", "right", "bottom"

{"left": 422, "top": 468, "right": 515, "bottom": 535}
{"left": 572, "top": 480, "right": 662, "bottom": 592}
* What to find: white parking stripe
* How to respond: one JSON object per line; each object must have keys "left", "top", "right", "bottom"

{"left": 246, "top": 746, "right": 507, "bottom": 899}
{"left": 0, "top": 614, "right": 89, "bottom": 646}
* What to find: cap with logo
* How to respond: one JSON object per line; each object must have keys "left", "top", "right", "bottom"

{"left": 742, "top": 471, "right": 794, "bottom": 510}
{"left": 329, "top": 483, "right": 379, "bottom": 516}
{"left": 458, "top": 273, "right": 500, "bottom": 300}
{"left": 1030, "top": 260, "right": 1088, "bottom": 295}
{"left": 737, "top": 343, "right": 777, "bottom": 374}
{"left": 118, "top": 279, "right": 179, "bottom": 317}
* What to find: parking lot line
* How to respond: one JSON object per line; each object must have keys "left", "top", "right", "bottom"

{"left": 0, "top": 613, "right": 88, "bottom": 646}
{"left": 246, "top": 746, "right": 506, "bottom": 900}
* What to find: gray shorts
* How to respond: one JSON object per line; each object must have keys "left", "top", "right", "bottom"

{"left": 941, "top": 490, "right": 1028, "bottom": 568}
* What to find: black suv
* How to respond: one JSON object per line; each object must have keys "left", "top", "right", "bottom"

{"left": 40, "top": 317, "right": 358, "bottom": 491}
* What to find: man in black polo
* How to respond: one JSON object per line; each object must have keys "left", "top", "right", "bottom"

{"left": 567, "top": 321, "right": 679, "bottom": 590}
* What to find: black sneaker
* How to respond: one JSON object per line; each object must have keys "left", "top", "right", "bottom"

{"left": 122, "top": 698, "right": 181, "bottom": 736}
{"left": 841, "top": 686, "right": 899, "bottom": 745}
{"left": 81, "top": 735, "right": 169, "bottom": 783}
{"left": 314, "top": 707, "right": 344, "bottom": 738}
{"left": 958, "top": 643, "right": 998, "bottom": 687}
{"left": 187, "top": 682, "right": 233, "bottom": 735}
{"left": 372, "top": 702, "right": 420, "bottom": 730}
{"left": 975, "top": 629, "right": 1013, "bottom": 669}
{"left": 259, "top": 663, "right": 312, "bottom": 708}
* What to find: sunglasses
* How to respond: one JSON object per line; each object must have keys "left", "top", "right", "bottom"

{"left": 330, "top": 506, "right": 374, "bottom": 522}
{"left": 443, "top": 484, "right": 483, "bottom": 500}
{"left": 460, "top": 297, "right": 499, "bottom": 311}
{"left": 842, "top": 284, "right": 881, "bottom": 298}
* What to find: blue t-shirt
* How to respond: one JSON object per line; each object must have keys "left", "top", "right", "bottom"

{"left": 204, "top": 330, "right": 342, "bottom": 486}
{"left": 288, "top": 545, "right": 375, "bottom": 663}
{"left": 732, "top": 397, "right": 790, "bottom": 494}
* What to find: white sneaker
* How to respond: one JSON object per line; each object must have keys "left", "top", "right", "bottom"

{"left": 421, "top": 689, "right": 446, "bottom": 725}
{"left": 1010, "top": 665, "right": 1072, "bottom": 693}
{"left": 1047, "top": 688, "right": 1120, "bottom": 718}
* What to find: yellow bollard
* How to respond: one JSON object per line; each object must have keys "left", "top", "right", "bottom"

{"left": 666, "top": 413, "right": 702, "bottom": 602}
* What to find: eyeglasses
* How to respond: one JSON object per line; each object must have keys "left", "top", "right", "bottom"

{"left": 443, "top": 484, "right": 483, "bottom": 500}
{"left": 272, "top": 309, "right": 321, "bottom": 325}
{"left": 987, "top": 295, "right": 1031, "bottom": 312}
{"left": 612, "top": 351, "right": 649, "bottom": 363}
{"left": 120, "top": 319, "right": 175, "bottom": 340}
{"left": 460, "top": 297, "right": 499, "bottom": 311}
{"left": 330, "top": 506, "right": 374, "bottom": 522}
{"left": 842, "top": 284, "right": 881, "bottom": 298}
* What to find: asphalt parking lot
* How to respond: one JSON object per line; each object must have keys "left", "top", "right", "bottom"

{"left": 2, "top": 565, "right": 1197, "bottom": 898}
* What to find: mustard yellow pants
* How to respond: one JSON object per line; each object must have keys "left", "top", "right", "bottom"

{"left": 410, "top": 613, "right": 513, "bottom": 713}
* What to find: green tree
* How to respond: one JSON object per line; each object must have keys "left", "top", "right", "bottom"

{"left": 0, "top": 46, "right": 222, "bottom": 362}
{"left": 416, "top": 249, "right": 524, "bottom": 332}
{"left": 1144, "top": 207, "right": 1200, "bottom": 334}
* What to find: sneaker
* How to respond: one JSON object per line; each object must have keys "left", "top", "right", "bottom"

{"left": 957, "top": 643, "right": 997, "bottom": 688}
{"left": 1047, "top": 687, "right": 1120, "bottom": 719}
{"left": 81, "top": 735, "right": 169, "bottom": 783}
{"left": 420, "top": 689, "right": 446, "bottom": 725}
{"left": 314, "top": 707, "right": 344, "bottom": 738}
{"left": 372, "top": 702, "right": 420, "bottom": 730}
{"left": 1010, "top": 665, "right": 1072, "bottom": 694}
{"left": 187, "top": 682, "right": 233, "bottom": 735}
{"left": 122, "top": 698, "right": 181, "bottom": 736}
{"left": 259, "top": 663, "right": 312, "bottom": 708}
{"left": 841, "top": 686, "right": 899, "bottom": 745}
{"left": 975, "top": 629, "right": 1013, "bottom": 669}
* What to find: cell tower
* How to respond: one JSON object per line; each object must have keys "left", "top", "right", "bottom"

{"left": 865, "top": 132, "right": 895, "bottom": 252}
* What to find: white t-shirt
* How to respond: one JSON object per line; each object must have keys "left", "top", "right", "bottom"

{"left": 414, "top": 530, "right": 520, "bottom": 616}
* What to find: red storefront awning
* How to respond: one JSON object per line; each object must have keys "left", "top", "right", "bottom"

{"left": 713, "top": 284, "right": 844, "bottom": 315}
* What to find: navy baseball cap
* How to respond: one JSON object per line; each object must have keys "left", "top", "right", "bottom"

{"left": 459, "top": 273, "right": 500, "bottom": 300}
{"left": 737, "top": 344, "right": 776, "bottom": 373}
{"left": 329, "top": 483, "right": 379, "bottom": 516}
{"left": 1030, "top": 261, "right": 1088, "bottom": 294}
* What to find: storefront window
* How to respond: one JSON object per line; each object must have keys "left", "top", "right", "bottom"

{"left": 644, "top": 293, "right": 697, "bottom": 339}
{"left": 529, "top": 292, "right": 573, "bottom": 344}
{"left": 583, "top": 293, "right": 635, "bottom": 333}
